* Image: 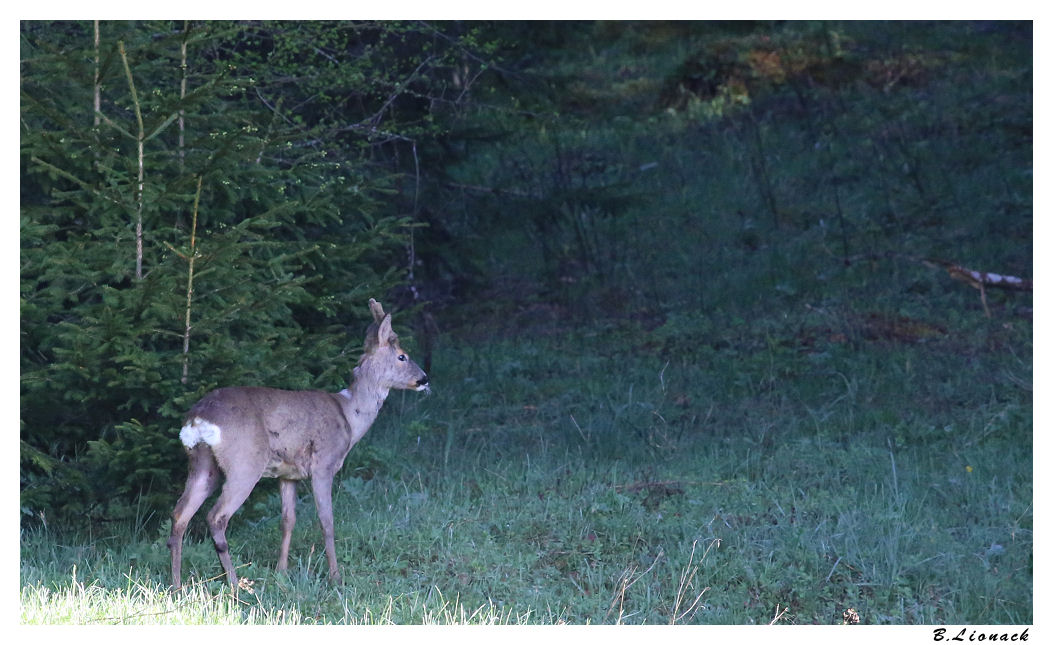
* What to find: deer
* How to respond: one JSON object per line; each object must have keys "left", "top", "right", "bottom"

{"left": 166, "top": 298, "right": 430, "bottom": 590}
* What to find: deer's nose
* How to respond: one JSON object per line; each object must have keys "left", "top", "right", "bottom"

{"left": 416, "top": 375, "right": 429, "bottom": 387}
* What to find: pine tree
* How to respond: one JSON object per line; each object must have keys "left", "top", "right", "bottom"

{"left": 20, "top": 20, "right": 475, "bottom": 524}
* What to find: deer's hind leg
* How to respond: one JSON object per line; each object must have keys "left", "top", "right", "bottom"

{"left": 277, "top": 479, "right": 297, "bottom": 572}
{"left": 168, "top": 444, "right": 221, "bottom": 590}
{"left": 205, "top": 460, "right": 266, "bottom": 588}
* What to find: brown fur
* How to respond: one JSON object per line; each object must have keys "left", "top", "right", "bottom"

{"left": 166, "top": 299, "right": 429, "bottom": 589}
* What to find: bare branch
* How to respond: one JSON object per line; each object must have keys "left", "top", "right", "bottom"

{"left": 119, "top": 40, "right": 145, "bottom": 281}
{"left": 181, "top": 175, "right": 204, "bottom": 384}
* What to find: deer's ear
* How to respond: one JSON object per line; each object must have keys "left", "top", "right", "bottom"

{"left": 377, "top": 314, "right": 394, "bottom": 345}
{"left": 369, "top": 298, "right": 386, "bottom": 323}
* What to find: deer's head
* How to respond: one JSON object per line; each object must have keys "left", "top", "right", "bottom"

{"left": 356, "top": 299, "right": 430, "bottom": 393}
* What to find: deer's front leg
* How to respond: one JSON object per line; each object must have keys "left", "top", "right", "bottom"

{"left": 310, "top": 474, "right": 342, "bottom": 583}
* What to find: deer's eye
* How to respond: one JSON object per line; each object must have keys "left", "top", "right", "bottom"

{"left": 398, "top": 354, "right": 407, "bottom": 362}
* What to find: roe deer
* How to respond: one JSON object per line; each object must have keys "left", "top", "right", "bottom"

{"left": 167, "top": 298, "right": 429, "bottom": 590}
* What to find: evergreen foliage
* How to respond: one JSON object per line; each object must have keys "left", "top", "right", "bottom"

{"left": 20, "top": 20, "right": 490, "bottom": 524}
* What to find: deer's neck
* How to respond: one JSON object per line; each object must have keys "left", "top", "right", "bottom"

{"left": 337, "top": 366, "right": 391, "bottom": 445}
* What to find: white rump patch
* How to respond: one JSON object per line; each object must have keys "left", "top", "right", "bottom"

{"left": 179, "top": 417, "right": 222, "bottom": 448}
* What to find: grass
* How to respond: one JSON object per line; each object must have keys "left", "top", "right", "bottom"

{"left": 20, "top": 20, "right": 1031, "bottom": 625}
{"left": 21, "top": 317, "right": 1032, "bottom": 624}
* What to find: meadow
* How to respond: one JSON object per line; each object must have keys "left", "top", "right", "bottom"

{"left": 21, "top": 313, "right": 1032, "bottom": 623}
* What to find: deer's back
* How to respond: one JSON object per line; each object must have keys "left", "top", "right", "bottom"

{"left": 182, "top": 386, "right": 353, "bottom": 480}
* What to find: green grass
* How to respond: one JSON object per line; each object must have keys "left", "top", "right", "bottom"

{"left": 21, "top": 319, "right": 1031, "bottom": 624}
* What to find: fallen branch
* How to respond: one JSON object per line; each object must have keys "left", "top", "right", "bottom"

{"left": 613, "top": 480, "right": 730, "bottom": 493}
{"left": 769, "top": 603, "right": 790, "bottom": 625}
{"left": 444, "top": 181, "right": 535, "bottom": 198}
{"left": 828, "top": 253, "right": 1031, "bottom": 318}
{"left": 924, "top": 259, "right": 1032, "bottom": 317}
{"left": 939, "top": 262, "right": 1032, "bottom": 292}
